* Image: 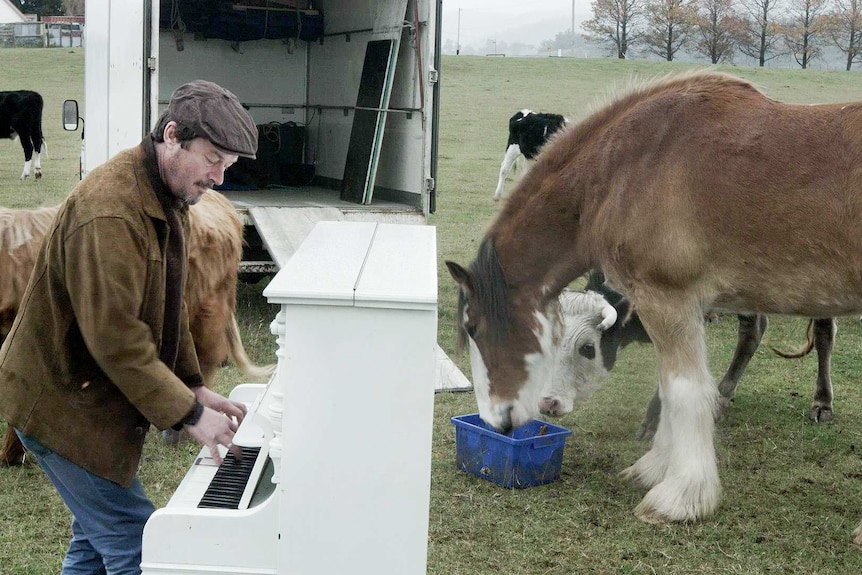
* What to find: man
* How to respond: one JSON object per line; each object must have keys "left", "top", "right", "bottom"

{"left": 0, "top": 80, "right": 258, "bottom": 575}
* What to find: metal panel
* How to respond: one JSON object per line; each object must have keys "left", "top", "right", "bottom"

{"left": 83, "top": 0, "right": 147, "bottom": 173}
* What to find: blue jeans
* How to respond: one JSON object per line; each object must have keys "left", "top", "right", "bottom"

{"left": 15, "top": 429, "right": 155, "bottom": 575}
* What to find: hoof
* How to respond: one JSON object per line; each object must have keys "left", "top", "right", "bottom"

{"left": 854, "top": 522, "right": 862, "bottom": 547}
{"left": 620, "top": 464, "right": 658, "bottom": 490}
{"left": 633, "top": 478, "right": 721, "bottom": 524}
{"left": 34, "top": 170, "right": 42, "bottom": 180}
{"left": 0, "top": 454, "right": 24, "bottom": 466}
{"left": 810, "top": 406, "right": 834, "bottom": 423}
{"left": 620, "top": 451, "right": 669, "bottom": 490}
{"left": 635, "top": 502, "right": 670, "bottom": 525}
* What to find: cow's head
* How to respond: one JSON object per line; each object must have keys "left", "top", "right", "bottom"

{"left": 538, "top": 286, "right": 651, "bottom": 417}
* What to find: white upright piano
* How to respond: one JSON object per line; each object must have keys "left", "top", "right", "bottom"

{"left": 141, "top": 221, "right": 438, "bottom": 575}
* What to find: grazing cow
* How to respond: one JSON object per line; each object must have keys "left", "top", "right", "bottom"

{"left": 445, "top": 71, "right": 862, "bottom": 541}
{"left": 539, "top": 272, "right": 837, "bottom": 440}
{"left": 0, "top": 190, "right": 275, "bottom": 465}
{"left": 0, "top": 90, "right": 45, "bottom": 180}
{"left": 493, "top": 110, "right": 567, "bottom": 201}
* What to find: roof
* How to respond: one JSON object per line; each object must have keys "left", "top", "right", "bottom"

{"left": 0, "top": 0, "right": 26, "bottom": 23}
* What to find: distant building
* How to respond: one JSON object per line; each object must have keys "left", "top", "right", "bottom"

{"left": 0, "top": 0, "right": 28, "bottom": 23}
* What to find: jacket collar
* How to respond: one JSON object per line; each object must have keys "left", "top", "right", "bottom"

{"left": 136, "top": 136, "right": 186, "bottom": 222}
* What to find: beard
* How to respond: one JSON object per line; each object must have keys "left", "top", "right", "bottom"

{"left": 176, "top": 180, "right": 214, "bottom": 205}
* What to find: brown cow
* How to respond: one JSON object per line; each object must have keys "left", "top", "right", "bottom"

{"left": 0, "top": 190, "right": 274, "bottom": 465}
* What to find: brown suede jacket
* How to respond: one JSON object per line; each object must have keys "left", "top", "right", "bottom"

{"left": 0, "top": 142, "right": 201, "bottom": 486}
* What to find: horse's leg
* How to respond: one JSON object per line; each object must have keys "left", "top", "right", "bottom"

{"left": 635, "top": 391, "right": 662, "bottom": 441}
{"left": 715, "top": 314, "right": 768, "bottom": 414}
{"left": 0, "top": 425, "right": 26, "bottom": 466}
{"left": 493, "top": 144, "right": 521, "bottom": 201}
{"left": 621, "top": 302, "right": 720, "bottom": 523}
{"left": 637, "top": 314, "right": 766, "bottom": 440}
{"left": 810, "top": 318, "right": 835, "bottom": 423}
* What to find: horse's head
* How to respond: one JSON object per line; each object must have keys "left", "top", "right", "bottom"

{"left": 445, "top": 244, "right": 565, "bottom": 433}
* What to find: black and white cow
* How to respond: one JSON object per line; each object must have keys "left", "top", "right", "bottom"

{"left": 493, "top": 110, "right": 567, "bottom": 201}
{"left": 540, "top": 271, "right": 836, "bottom": 439}
{"left": 0, "top": 90, "right": 45, "bottom": 180}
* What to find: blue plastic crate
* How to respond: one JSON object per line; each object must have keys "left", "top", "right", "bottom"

{"left": 450, "top": 413, "right": 572, "bottom": 489}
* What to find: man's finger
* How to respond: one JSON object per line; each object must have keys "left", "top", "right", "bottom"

{"left": 208, "top": 444, "right": 223, "bottom": 466}
{"left": 227, "top": 442, "right": 243, "bottom": 463}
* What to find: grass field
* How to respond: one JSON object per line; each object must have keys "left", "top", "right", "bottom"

{"left": 4, "top": 47, "right": 862, "bottom": 574}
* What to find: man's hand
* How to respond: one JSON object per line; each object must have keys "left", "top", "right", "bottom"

{"left": 194, "top": 386, "right": 248, "bottom": 423}
{"left": 186, "top": 387, "right": 249, "bottom": 464}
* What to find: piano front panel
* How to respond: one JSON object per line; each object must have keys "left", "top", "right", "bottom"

{"left": 142, "top": 222, "right": 437, "bottom": 575}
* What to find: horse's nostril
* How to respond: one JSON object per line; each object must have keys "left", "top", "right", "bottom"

{"left": 539, "top": 397, "right": 560, "bottom": 416}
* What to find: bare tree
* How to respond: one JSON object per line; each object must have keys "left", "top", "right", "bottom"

{"left": 782, "top": 0, "right": 828, "bottom": 68}
{"left": 583, "top": 0, "right": 646, "bottom": 58}
{"left": 825, "top": 0, "right": 862, "bottom": 69}
{"left": 691, "top": 0, "right": 746, "bottom": 63}
{"left": 642, "top": 0, "right": 699, "bottom": 60}
{"left": 737, "top": 0, "right": 786, "bottom": 66}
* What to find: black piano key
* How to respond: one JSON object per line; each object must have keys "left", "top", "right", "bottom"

{"left": 198, "top": 446, "right": 262, "bottom": 509}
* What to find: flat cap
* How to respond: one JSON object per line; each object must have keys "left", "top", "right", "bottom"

{"left": 168, "top": 80, "right": 258, "bottom": 159}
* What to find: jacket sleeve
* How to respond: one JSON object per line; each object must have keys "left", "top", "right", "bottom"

{"left": 63, "top": 215, "right": 196, "bottom": 429}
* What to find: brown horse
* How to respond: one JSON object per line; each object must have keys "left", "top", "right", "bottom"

{"left": 446, "top": 71, "right": 862, "bottom": 542}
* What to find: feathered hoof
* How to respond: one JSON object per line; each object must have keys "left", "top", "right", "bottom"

{"left": 633, "top": 478, "right": 720, "bottom": 525}
{"left": 620, "top": 456, "right": 666, "bottom": 490}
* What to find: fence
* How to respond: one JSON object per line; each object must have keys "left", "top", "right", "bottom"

{"left": 0, "top": 22, "right": 83, "bottom": 48}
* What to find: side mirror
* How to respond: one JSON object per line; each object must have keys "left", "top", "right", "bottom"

{"left": 63, "top": 99, "right": 79, "bottom": 131}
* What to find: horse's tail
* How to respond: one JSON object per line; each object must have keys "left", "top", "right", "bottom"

{"left": 771, "top": 319, "right": 815, "bottom": 359}
{"left": 227, "top": 312, "right": 276, "bottom": 379}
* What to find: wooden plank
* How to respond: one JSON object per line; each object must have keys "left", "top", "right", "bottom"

{"left": 340, "top": 0, "right": 408, "bottom": 205}
{"left": 435, "top": 346, "right": 472, "bottom": 392}
{"left": 340, "top": 39, "right": 395, "bottom": 204}
{"left": 247, "top": 206, "right": 343, "bottom": 269}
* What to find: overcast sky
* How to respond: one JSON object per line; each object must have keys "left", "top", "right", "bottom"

{"left": 440, "top": 1, "right": 593, "bottom": 50}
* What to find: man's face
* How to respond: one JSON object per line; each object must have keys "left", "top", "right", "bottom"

{"left": 162, "top": 130, "right": 238, "bottom": 205}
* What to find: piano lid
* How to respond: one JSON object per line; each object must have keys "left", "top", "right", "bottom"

{"left": 263, "top": 221, "right": 437, "bottom": 311}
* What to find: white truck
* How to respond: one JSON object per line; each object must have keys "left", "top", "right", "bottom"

{"left": 64, "top": 0, "right": 442, "bottom": 273}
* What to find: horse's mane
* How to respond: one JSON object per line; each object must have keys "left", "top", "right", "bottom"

{"left": 456, "top": 238, "right": 511, "bottom": 351}
{"left": 0, "top": 205, "right": 59, "bottom": 256}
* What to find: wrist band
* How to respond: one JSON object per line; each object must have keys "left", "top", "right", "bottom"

{"left": 172, "top": 401, "right": 204, "bottom": 431}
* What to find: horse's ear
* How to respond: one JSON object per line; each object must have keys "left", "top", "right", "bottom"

{"left": 445, "top": 261, "right": 474, "bottom": 297}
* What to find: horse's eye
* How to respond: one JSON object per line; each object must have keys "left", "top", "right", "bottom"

{"left": 466, "top": 324, "right": 478, "bottom": 339}
{"left": 578, "top": 342, "right": 596, "bottom": 359}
